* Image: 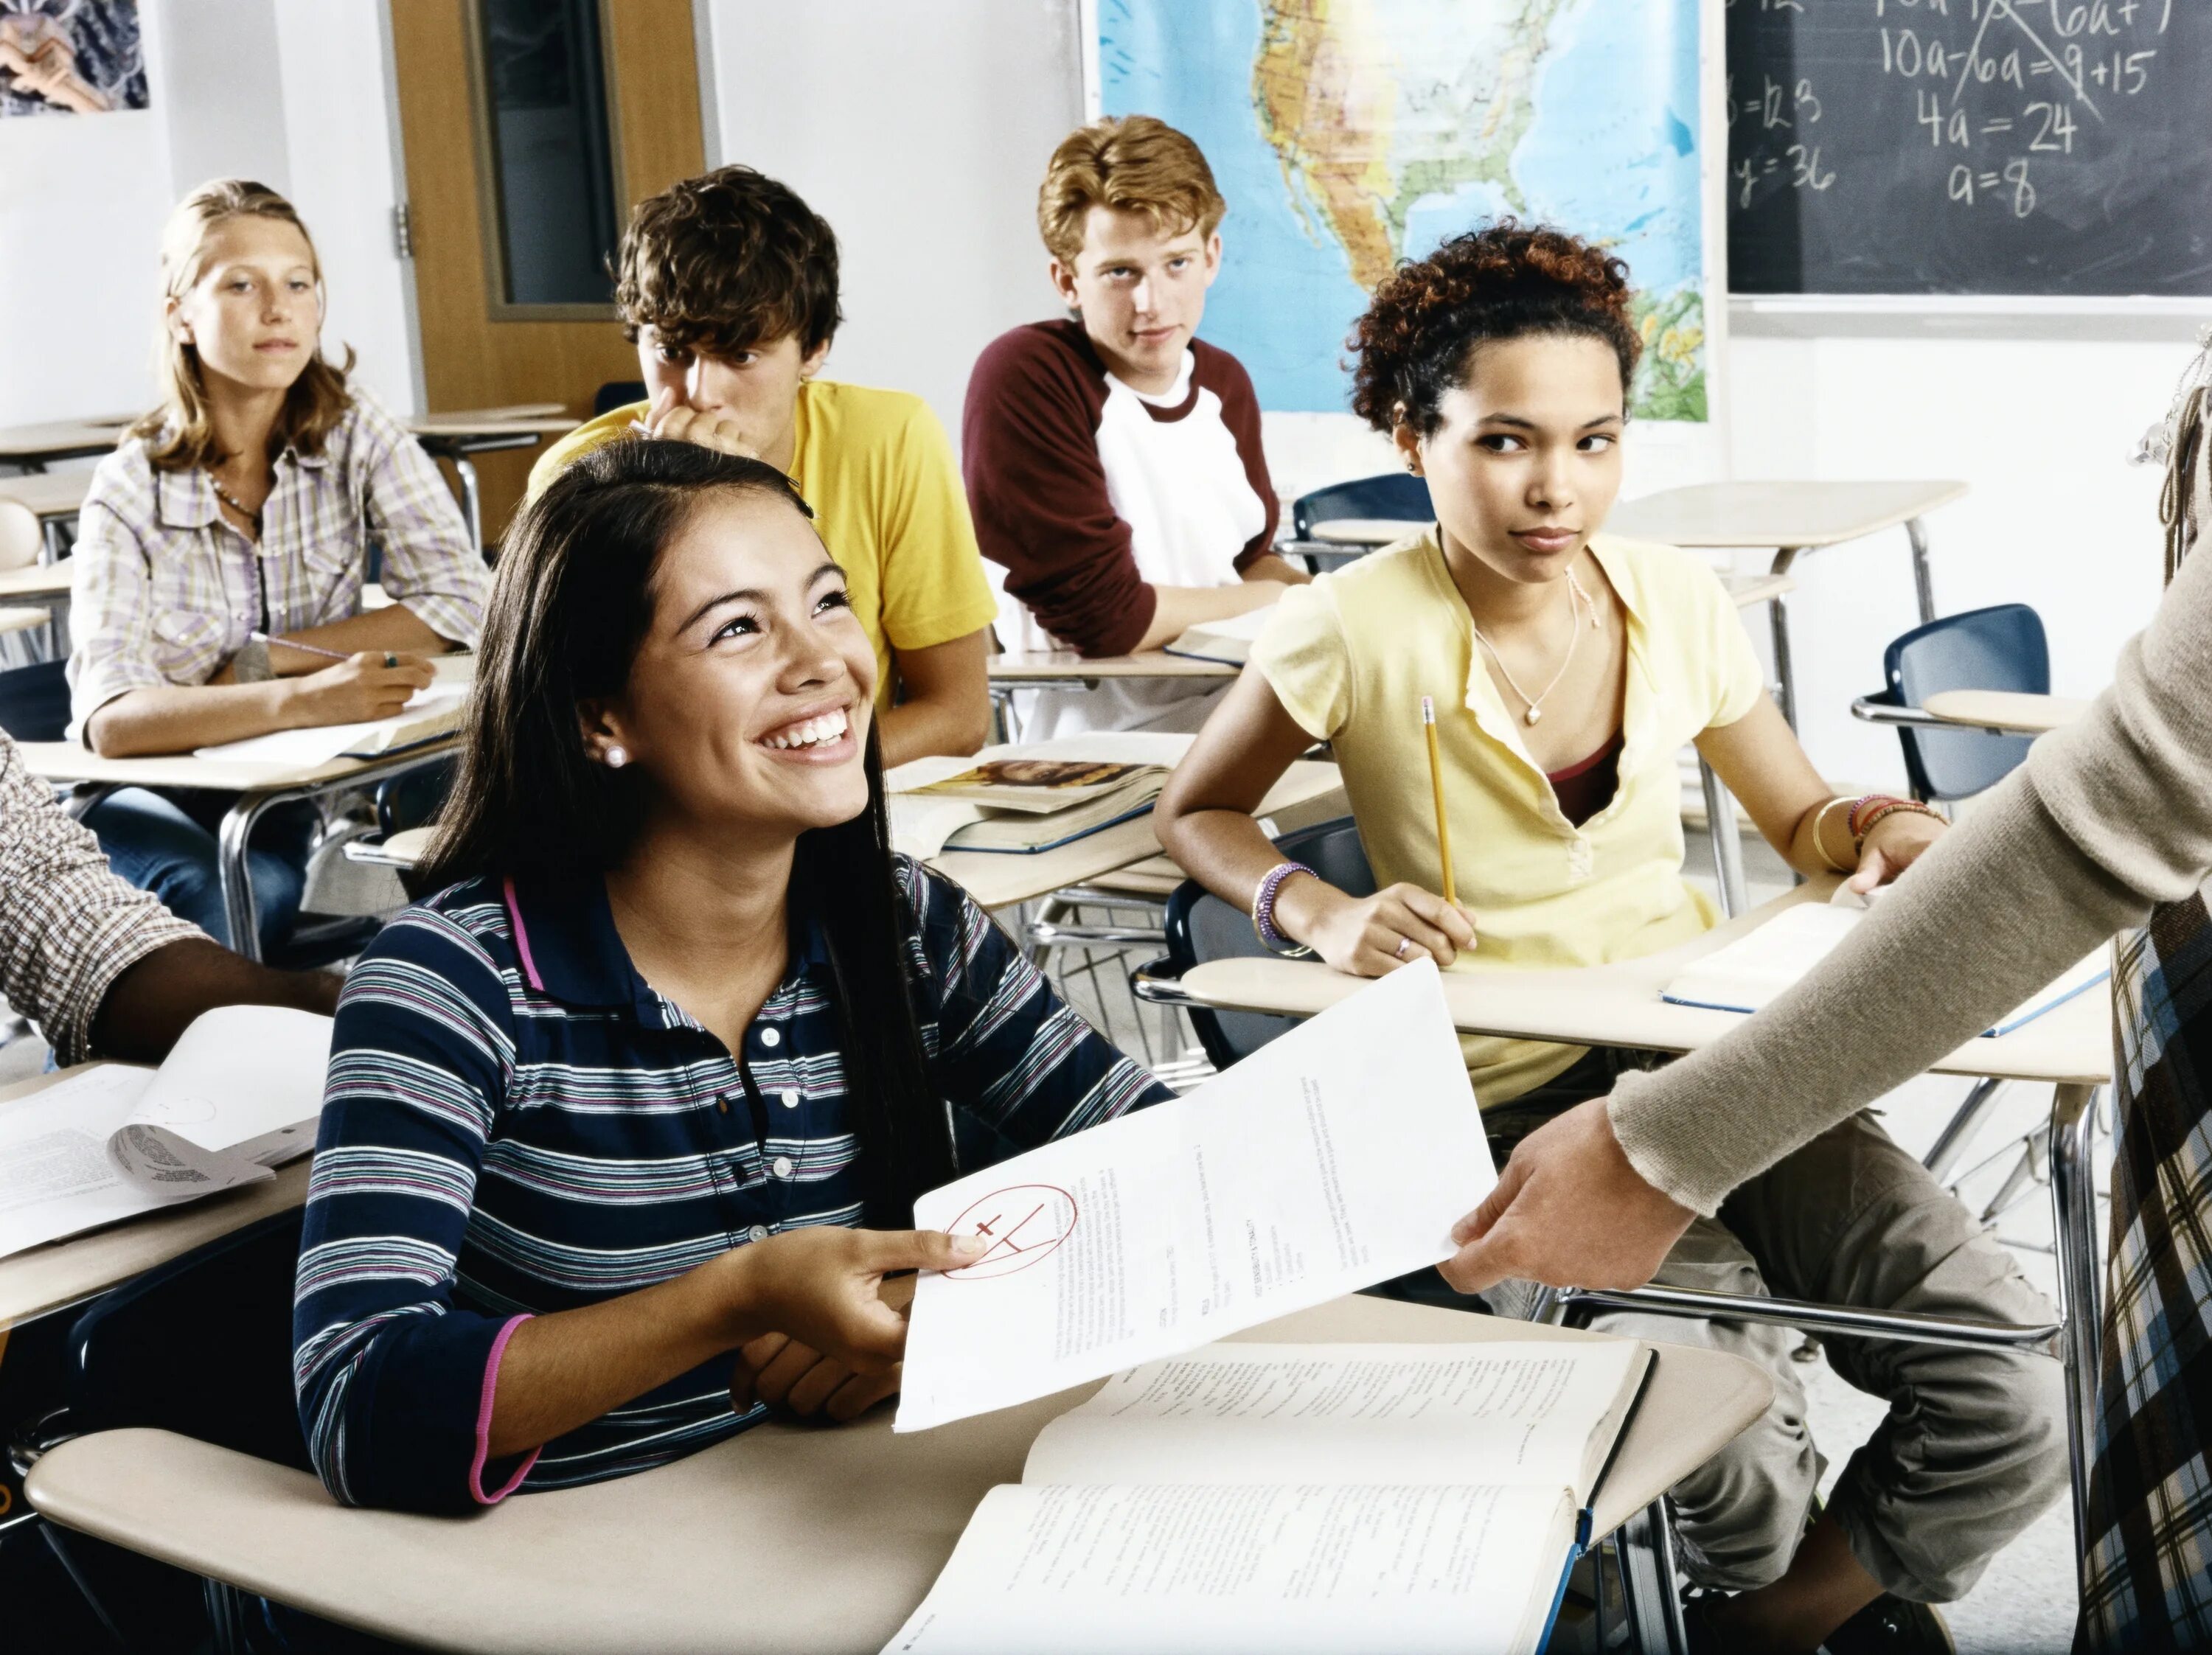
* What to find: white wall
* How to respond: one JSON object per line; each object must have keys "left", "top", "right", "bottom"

{"left": 0, "top": 0, "right": 414, "bottom": 433}
{"left": 700, "top": 0, "right": 1084, "bottom": 441}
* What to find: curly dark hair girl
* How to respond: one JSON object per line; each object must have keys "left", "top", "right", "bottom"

{"left": 1348, "top": 221, "right": 1641, "bottom": 436}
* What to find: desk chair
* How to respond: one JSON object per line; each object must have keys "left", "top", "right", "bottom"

{"left": 1849, "top": 605, "right": 2071, "bottom": 1217}
{"left": 1133, "top": 829, "right": 2093, "bottom": 1622}
{"left": 11, "top": 1211, "right": 308, "bottom": 1653}
{"left": 1280, "top": 472, "right": 1433, "bottom": 571}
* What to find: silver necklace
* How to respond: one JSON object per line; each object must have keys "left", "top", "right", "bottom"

{"left": 207, "top": 471, "right": 263, "bottom": 534}
{"left": 1472, "top": 570, "right": 1599, "bottom": 725}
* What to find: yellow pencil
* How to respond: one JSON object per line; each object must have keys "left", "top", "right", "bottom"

{"left": 1421, "top": 695, "right": 1455, "bottom": 906}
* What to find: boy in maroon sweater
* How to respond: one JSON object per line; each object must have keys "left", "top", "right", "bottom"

{"left": 964, "top": 116, "right": 1305, "bottom": 737}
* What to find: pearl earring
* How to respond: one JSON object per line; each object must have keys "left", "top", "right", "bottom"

{"left": 604, "top": 745, "right": 629, "bottom": 769}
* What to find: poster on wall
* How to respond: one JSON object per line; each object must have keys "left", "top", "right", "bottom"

{"left": 1092, "top": 0, "right": 1716, "bottom": 425}
{"left": 0, "top": 0, "right": 148, "bottom": 117}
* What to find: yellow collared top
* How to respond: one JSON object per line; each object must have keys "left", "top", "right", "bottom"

{"left": 529, "top": 380, "right": 999, "bottom": 713}
{"left": 1250, "top": 528, "right": 1767, "bottom": 1105}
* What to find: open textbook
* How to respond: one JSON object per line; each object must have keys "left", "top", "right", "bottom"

{"left": 193, "top": 652, "right": 474, "bottom": 767}
{"left": 1662, "top": 891, "right": 2109, "bottom": 1035}
{"left": 0, "top": 1006, "right": 332, "bottom": 1258}
{"left": 887, "top": 756, "right": 1168, "bottom": 857}
{"left": 885, "top": 1339, "right": 1654, "bottom": 1655}
{"left": 1164, "top": 604, "right": 1276, "bottom": 666}
{"left": 897, "top": 959, "right": 1493, "bottom": 1432}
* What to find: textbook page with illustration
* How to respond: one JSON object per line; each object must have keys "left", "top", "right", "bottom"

{"left": 885, "top": 756, "right": 1167, "bottom": 857}
{"left": 896, "top": 959, "right": 1493, "bottom": 1432}
{"left": 884, "top": 1339, "right": 1654, "bottom": 1655}
{"left": 0, "top": 1006, "right": 332, "bottom": 1258}
{"left": 1662, "top": 892, "right": 2108, "bottom": 1035}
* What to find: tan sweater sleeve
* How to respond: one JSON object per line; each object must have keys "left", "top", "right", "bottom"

{"left": 1611, "top": 543, "right": 2212, "bottom": 1215}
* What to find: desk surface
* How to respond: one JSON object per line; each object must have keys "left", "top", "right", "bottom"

{"left": 28, "top": 1295, "right": 1771, "bottom": 1655}
{"left": 1607, "top": 481, "right": 1970, "bottom": 550}
{"left": 0, "top": 414, "right": 134, "bottom": 465}
{"left": 407, "top": 414, "right": 579, "bottom": 442}
{"left": 1921, "top": 689, "right": 2088, "bottom": 735}
{"left": 0, "top": 470, "right": 92, "bottom": 518}
{"left": 989, "top": 649, "right": 1236, "bottom": 683}
{"left": 0, "top": 558, "right": 75, "bottom": 600}
{"left": 0, "top": 606, "right": 47, "bottom": 638}
{"left": 0, "top": 1069, "right": 313, "bottom": 1326}
{"left": 1180, "top": 879, "right": 2110, "bottom": 1088}
{"left": 18, "top": 736, "right": 459, "bottom": 796}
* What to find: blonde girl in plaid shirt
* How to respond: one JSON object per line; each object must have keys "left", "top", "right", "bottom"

{"left": 66, "top": 179, "right": 487, "bottom": 952}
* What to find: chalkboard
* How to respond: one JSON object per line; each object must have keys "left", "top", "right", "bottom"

{"left": 1726, "top": 0, "right": 2212, "bottom": 296}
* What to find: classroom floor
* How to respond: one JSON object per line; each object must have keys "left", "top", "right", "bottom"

{"left": 0, "top": 829, "right": 2091, "bottom": 1651}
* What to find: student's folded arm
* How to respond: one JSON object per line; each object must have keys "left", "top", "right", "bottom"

{"left": 1154, "top": 667, "right": 1320, "bottom": 910}
{"left": 292, "top": 913, "right": 535, "bottom": 1513}
{"left": 874, "top": 403, "right": 997, "bottom": 762}
{"left": 352, "top": 393, "right": 491, "bottom": 651}
{"left": 903, "top": 860, "right": 1172, "bottom": 1149}
{"left": 880, "top": 631, "right": 992, "bottom": 766}
{"left": 66, "top": 499, "right": 178, "bottom": 750}
{"left": 963, "top": 330, "right": 1155, "bottom": 658}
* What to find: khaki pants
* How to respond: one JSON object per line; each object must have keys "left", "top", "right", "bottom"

{"left": 1483, "top": 1056, "right": 2070, "bottom": 1601}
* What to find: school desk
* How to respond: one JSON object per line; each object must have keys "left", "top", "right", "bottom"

{"left": 1607, "top": 480, "right": 1970, "bottom": 731}
{"left": 17, "top": 740, "right": 459, "bottom": 964}
{"left": 404, "top": 409, "right": 579, "bottom": 551}
{"left": 1144, "top": 874, "right": 2107, "bottom": 1569}
{"left": 25, "top": 1295, "right": 1771, "bottom": 1655}
{"left": 0, "top": 468, "right": 92, "bottom": 562}
{"left": 0, "top": 414, "right": 135, "bottom": 470}
{"left": 1919, "top": 689, "right": 2088, "bottom": 736}
{"left": 0, "top": 1068, "right": 313, "bottom": 1328}
{"left": 0, "top": 607, "right": 46, "bottom": 640}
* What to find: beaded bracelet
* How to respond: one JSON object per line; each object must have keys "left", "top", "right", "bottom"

{"left": 1252, "top": 860, "right": 1318, "bottom": 958}
{"left": 1854, "top": 799, "right": 1942, "bottom": 843}
{"left": 1848, "top": 792, "right": 1916, "bottom": 842}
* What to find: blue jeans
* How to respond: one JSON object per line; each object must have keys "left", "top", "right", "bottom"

{"left": 83, "top": 787, "right": 319, "bottom": 955}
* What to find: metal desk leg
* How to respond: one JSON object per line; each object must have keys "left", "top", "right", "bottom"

{"left": 1766, "top": 546, "right": 1804, "bottom": 731}
{"left": 215, "top": 790, "right": 303, "bottom": 963}
{"left": 2048, "top": 1079, "right": 2102, "bottom": 1591}
{"left": 1615, "top": 1498, "right": 1688, "bottom": 1654}
{"left": 453, "top": 453, "right": 484, "bottom": 553}
{"left": 1697, "top": 756, "right": 1747, "bottom": 919}
{"left": 1906, "top": 516, "right": 1937, "bottom": 626}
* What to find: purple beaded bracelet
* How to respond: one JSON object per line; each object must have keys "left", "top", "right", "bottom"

{"left": 1253, "top": 860, "right": 1318, "bottom": 958}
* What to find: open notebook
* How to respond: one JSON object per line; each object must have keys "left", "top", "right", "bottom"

{"left": 1663, "top": 896, "right": 2109, "bottom": 1035}
{"left": 885, "top": 1338, "right": 1654, "bottom": 1655}
{"left": 1164, "top": 604, "right": 1276, "bottom": 666}
{"left": 0, "top": 1006, "right": 332, "bottom": 1258}
{"left": 192, "top": 653, "right": 474, "bottom": 767}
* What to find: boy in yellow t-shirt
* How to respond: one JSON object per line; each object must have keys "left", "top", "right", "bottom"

{"left": 1157, "top": 225, "right": 2063, "bottom": 1655}
{"left": 531, "top": 167, "right": 996, "bottom": 767}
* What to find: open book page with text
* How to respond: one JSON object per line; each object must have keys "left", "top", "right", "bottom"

{"left": 1020, "top": 1340, "right": 1649, "bottom": 1508}
{"left": 896, "top": 961, "right": 1493, "bottom": 1431}
{"left": 0, "top": 1006, "right": 332, "bottom": 1258}
{"left": 1663, "top": 899, "right": 2107, "bottom": 1034}
{"left": 882, "top": 1480, "right": 1576, "bottom": 1655}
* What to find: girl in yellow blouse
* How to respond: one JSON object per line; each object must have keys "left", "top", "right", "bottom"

{"left": 1157, "top": 226, "right": 2063, "bottom": 1655}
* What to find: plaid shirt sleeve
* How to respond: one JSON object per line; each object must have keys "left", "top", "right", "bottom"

{"left": 0, "top": 731, "right": 203, "bottom": 1064}
{"left": 348, "top": 393, "right": 490, "bottom": 649}
{"left": 64, "top": 448, "right": 173, "bottom": 739}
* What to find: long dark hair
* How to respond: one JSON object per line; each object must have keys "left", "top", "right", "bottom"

{"left": 422, "top": 439, "right": 956, "bottom": 1219}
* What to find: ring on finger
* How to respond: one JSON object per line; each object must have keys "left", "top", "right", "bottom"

{"left": 1394, "top": 936, "right": 1412, "bottom": 961}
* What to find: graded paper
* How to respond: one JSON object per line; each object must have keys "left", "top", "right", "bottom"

{"left": 896, "top": 961, "right": 1492, "bottom": 1430}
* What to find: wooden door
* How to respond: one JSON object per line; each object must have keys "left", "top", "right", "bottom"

{"left": 389, "top": 0, "right": 704, "bottom": 542}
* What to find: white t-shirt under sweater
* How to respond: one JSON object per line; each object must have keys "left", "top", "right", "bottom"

{"left": 962, "top": 318, "right": 1279, "bottom": 739}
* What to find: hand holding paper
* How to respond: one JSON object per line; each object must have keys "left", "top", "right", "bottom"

{"left": 896, "top": 960, "right": 1493, "bottom": 1431}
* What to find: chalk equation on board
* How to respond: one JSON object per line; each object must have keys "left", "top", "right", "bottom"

{"left": 1727, "top": 0, "right": 2180, "bottom": 222}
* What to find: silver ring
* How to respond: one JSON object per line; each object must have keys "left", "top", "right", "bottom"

{"left": 1394, "top": 937, "right": 1412, "bottom": 960}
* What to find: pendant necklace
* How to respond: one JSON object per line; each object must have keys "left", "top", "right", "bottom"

{"left": 1472, "top": 570, "right": 1599, "bottom": 726}
{"left": 208, "top": 471, "right": 264, "bottom": 538}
